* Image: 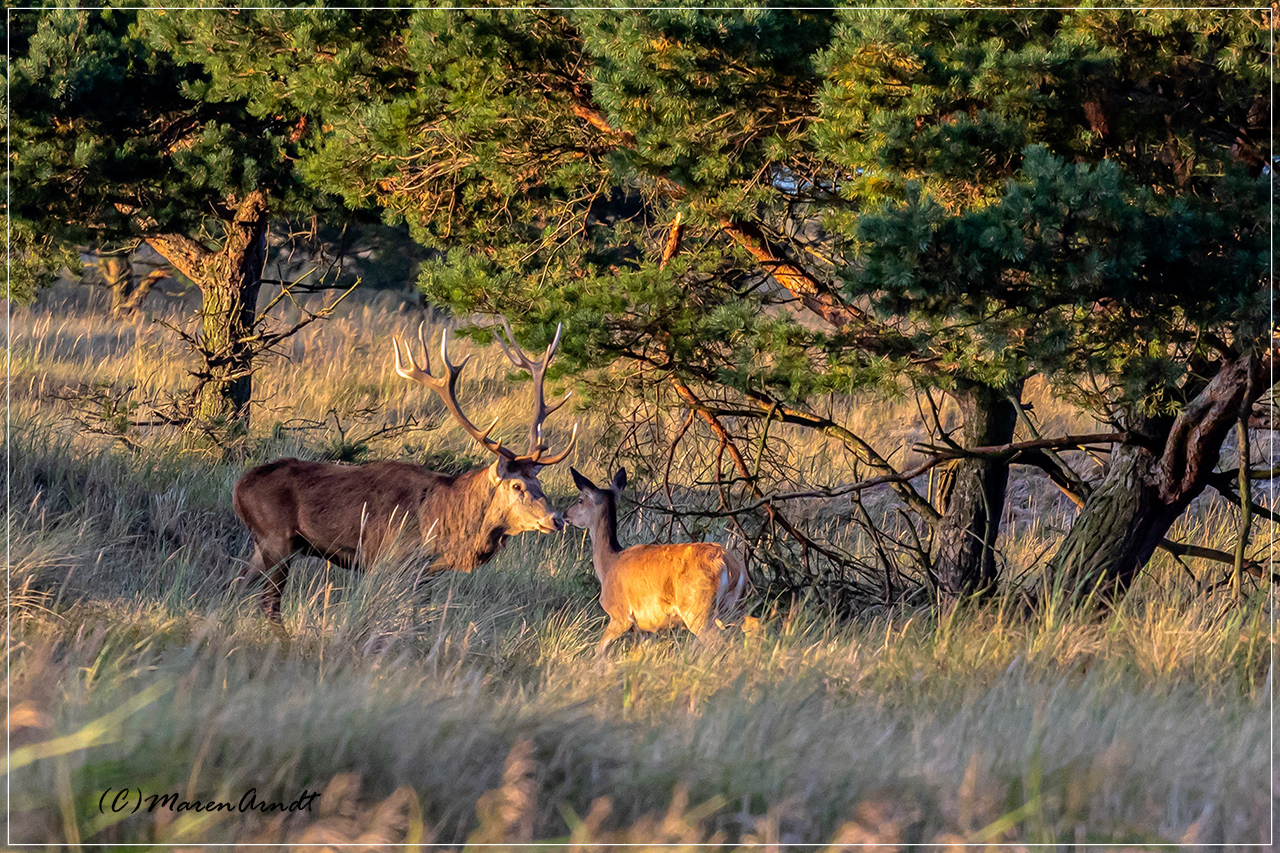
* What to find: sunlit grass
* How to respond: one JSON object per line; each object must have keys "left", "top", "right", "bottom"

{"left": 5, "top": 284, "right": 1274, "bottom": 846}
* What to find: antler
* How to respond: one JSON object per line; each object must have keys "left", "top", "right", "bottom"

{"left": 494, "top": 317, "right": 578, "bottom": 465}
{"left": 392, "top": 322, "right": 515, "bottom": 461}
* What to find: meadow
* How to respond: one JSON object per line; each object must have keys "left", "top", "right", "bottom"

{"left": 7, "top": 284, "right": 1274, "bottom": 847}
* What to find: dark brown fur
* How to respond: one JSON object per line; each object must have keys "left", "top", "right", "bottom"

{"left": 232, "top": 456, "right": 559, "bottom": 621}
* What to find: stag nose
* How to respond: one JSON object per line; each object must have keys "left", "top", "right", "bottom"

{"left": 551, "top": 513, "right": 565, "bottom": 532}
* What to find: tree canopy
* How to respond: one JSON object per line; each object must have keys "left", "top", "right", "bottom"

{"left": 11, "top": 5, "right": 1272, "bottom": 600}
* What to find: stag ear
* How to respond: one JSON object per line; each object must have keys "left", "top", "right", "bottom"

{"left": 610, "top": 467, "right": 627, "bottom": 494}
{"left": 570, "top": 466, "right": 596, "bottom": 492}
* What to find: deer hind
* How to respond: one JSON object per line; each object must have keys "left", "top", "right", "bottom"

{"left": 231, "top": 318, "right": 576, "bottom": 624}
{"left": 564, "top": 467, "right": 752, "bottom": 656}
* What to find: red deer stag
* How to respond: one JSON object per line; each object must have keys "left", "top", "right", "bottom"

{"left": 232, "top": 320, "right": 576, "bottom": 622}
{"left": 565, "top": 467, "right": 752, "bottom": 656}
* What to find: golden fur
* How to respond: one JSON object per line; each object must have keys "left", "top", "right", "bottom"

{"left": 566, "top": 467, "right": 751, "bottom": 655}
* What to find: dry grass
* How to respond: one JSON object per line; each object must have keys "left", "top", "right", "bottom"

{"left": 4, "top": 284, "right": 1274, "bottom": 847}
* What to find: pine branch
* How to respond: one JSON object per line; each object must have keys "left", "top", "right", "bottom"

{"left": 675, "top": 431, "right": 1128, "bottom": 519}
{"left": 669, "top": 376, "right": 854, "bottom": 569}
{"left": 717, "top": 216, "right": 868, "bottom": 332}
{"left": 658, "top": 212, "right": 684, "bottom": 270}
{"left": 1206, "top": 472, "right": 1280, "bottom": 524}
{"left": 914, "top": 433, "right": 1128, "bottom": 462}
{"left": 570, "top": 102, "right": 636, "bottom": 146}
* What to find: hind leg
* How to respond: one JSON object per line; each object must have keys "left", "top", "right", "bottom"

{"left": 231, "top": 542, "right": 268, "bottom": 590}
{"left": 233, "top": 540, "right": 292, "bottom": 624}
{"left": 595, "top": 617, "right": 632, "bottom": 658}
{"left": 261, "top": 557, "right": 292, "bottom": 624}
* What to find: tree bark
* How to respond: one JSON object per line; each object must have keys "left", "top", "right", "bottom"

{"left": 98, "top": 255, "right": 134, "bottom": 318}
{"left": 146, "top": 191, "right": 269, "bottom": 441}
{"left": 933, "top": 381, "right": 1021, "bottom": 599}
{"left": 1049, "top": 438, "right": 1175, "bottom": 599}
{"left": 194, "top": 192, "right": 268, "bottom": 433}
{"left": 1050, "top": 350, "right": 1268, "bottom": 602}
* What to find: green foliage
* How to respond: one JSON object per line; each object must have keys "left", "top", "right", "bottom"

{"left": 6, "top": 224, "right": 78, "bottom": 304}
{"left": 8, "top": 7, "right": 329, "bottom": 290}
{"left": 818, "top": 8, "right": 1271, "bottom": 414}
{"left": 151, "top": 10, "right": 844, "bottom": 399}
{"left": 14, "top": 8, "right": 1268, "bottom": 410}
{"left": 579, "top": 8, "right": 834, "bottom": 207}
{"left": 850, "top": 146, "right": 1269, "bottom": 409}
{"left": 203, "top": 6, "right": 1265, "bottom": 421}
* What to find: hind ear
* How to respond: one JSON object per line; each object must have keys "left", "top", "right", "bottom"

{"left": 570, "top": 466, "right": 596, "bottom": 492}
{"left": 611, "top": 467, "right": 627, "bottom": 494}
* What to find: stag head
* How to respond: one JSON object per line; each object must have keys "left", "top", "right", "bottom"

{"left": 392, "top": 319, "right": 577, "bottom": 535}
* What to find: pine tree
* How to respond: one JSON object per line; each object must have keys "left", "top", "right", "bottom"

{"left": 157, "top": 7, "right": 1271, "bottom": 599}
{"left": 8, "top": 8, "right": 339, "bottom": 443}
{"left": 819, "top": 7, "right": 1271, "bottom": 598}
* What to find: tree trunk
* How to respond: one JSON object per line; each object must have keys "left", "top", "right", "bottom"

{"left": 1049, "top": 351, "right": 1267, "bottom": 602}
{"left": 933, "top": 381, "right": 1020, "bottom": 599}
{"left": 193, "top": 216, "right": 267, "bottom": 433}
{"left": 146, "top": 191, "right": 269, "bottom": 443}
{"left": 98, "top": 255, "right": 134, "bottom": 318}
{"left": 1049, "top": 438, "right": 1177, "bottom": 599}
{"left": 98, "top": 255, "right": 166, "bottom": 319}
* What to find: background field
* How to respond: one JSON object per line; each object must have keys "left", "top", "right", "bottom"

{"left": 7, "top": 285, "right": 1274, "bottom": 847}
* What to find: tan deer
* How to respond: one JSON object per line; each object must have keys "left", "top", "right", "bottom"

{"left": 565, "top": 467, "right": 752, "bottom": 656}
{"left": 232, "top": 319, "right": 576, "bottom": 623}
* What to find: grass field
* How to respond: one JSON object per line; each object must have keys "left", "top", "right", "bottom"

{"left": 7, "top": 284, "right": 1275, "bottom": 847}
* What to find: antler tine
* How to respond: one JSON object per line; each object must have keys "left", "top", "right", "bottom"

{"left": 478, "top": 415, "right": 501, "bottom": 442}
{"left": 415, "top": 320, "right": 433, "bottom": 374}
{"left": 495, "top": 316, "right": 534, "bottom": 371}
{"left": 392, "top": 324, "right": 513, "bottom": 461}
{"left": 544, "top": 322, "right": 563, "bottom": 363}
{"left": 393, "top": 335, "right": 435, "bottom": 387}
{"left": 530, "top": 422, "right": 578, "bottom": 466}
{"left": 439, "top": 327, "right": 474, "bottom": 373}
{"left": 489, "top": 316, "right": 575, "bottom": 465}
{"left": 544, "top": 388, "right": 572, "bottom": 418}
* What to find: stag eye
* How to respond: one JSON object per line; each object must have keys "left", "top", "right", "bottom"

{"left": 513, "top": 481, "right": 525, "bottom": 493}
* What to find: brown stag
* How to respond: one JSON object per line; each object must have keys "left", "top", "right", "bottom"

{"left": 232, "top": 319, "right": 577, "bottom": 622}
{"left": 565, "top": 467, "right": 752, "bottom": 656}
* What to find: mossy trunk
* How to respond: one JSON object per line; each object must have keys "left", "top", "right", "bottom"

{"left": 147, "top": 192, "right": 270, "bottom": 447}
{"left": 933, "top": 381, "right": 1020, "bottom": 600}
{"left": 1049, "top": 440, "right": 1178, "bottom": 600}
{"left": 192, "top": 268, "right": 263, "bottom": 435}
{"left": 1049, "top": 351, "right": 1266, "bottom": 603}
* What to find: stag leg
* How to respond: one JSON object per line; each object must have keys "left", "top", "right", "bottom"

{"left": 231, "top": 543, "right": 268, "bottom": 590}
{"left": 233, "top": 541, "right": 293, "bottom": 624}
{"left": 261, "top": 559, "right": 291, "bottom": 624}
